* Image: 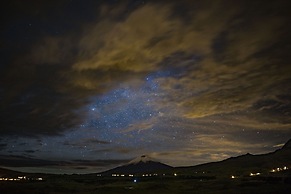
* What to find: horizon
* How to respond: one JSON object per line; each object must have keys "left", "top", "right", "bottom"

{"left": 2, "top": 139, "right": 289, "bottom": 175}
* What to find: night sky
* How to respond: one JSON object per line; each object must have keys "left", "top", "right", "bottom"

{"left": 1, "top": 0, "right": 291, "bottom": 174}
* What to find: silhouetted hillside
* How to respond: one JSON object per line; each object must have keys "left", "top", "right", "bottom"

{"left": 175, "top": 139, "right": 291, "bottom": 177}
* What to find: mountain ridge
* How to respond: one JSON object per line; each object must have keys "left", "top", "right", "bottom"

{"left": 173, "top": 139, "right": 291, "bottom": 176}
{"left": 1, "top": 139, "right": 290, "bottom": 176}
{"left": 98, "top": 138, "right": 291, "bottom": 176}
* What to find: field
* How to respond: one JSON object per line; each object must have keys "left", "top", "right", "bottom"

{"left": 1, "top": 175, "right": 291, "bottom": 194}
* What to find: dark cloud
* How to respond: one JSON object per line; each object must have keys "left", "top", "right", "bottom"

{"left": 0, "top": 154, "right": 128, "bottom": 167}
{"left": 90, "top": 147, "right": 136, "bottom": 155}
{"left": 0, "top": 155, "right": 58, "bottom": 167}
{"left": 86, "top": 138, "right": 111, "bottom": 145}
{"left": 0, "top": 143, "right": 7, "bottom": 151}
{"left": 63, "top": 138, "right": 111, "bottom": 148}
{"left": 71, "top": 159, "right": 129, "bottom": 167}
{"left": 252, "top": 95, "right": 291, "bottom": 118}
{"left": 18, "top": 142, "right": 28, "bottom": 146}
{"left": 24, "top": 150, "right": 38, "bottom": 154}
{"left": 0, "top": 1, "right": 123, "bottom": 137}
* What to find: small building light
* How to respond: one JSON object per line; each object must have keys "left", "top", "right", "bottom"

{"left": 250, "top": 172, "right": 260, "bottom": 176}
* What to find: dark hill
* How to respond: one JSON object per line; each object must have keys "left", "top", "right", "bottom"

{"left": 175, "top": 139, "right": 291, "bottom": 177}
{"left": 282, "top": 139, "right": 291, "bottom": 149}
{"left": 0, "top": 167, "right": 24, "bottom": 177}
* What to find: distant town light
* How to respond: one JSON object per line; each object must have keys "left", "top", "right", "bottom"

{"left": 0, "top": 176, "right": 43, "bottom": 182}
{"left": 270, "top": 166, "right": 288, "bottom": 173}
{"left": 250, "top": 172, "right": 260, "bottom": 176}
{"left": 133, "top": 179, "right": 137, "bottom": 183}
{"left": 174, "top": 173, "right": 177, "bottom": 176}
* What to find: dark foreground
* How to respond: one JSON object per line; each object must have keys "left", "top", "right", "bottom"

{"left": 1, "top": 175, "right": 291, "bottom": 194}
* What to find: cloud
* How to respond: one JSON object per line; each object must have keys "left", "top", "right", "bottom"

{"left": 63, "top": 138, "right": 111, "bottom": 148}
{"left": 0, "top": 143, "right": 7, "bottom": 151}
{"left": 0, "top": 154, "right": 128, "bottom": 168}
{"left": 72, "top": 1, "right": 239, "bottom": 73}
{"left": 0, "top": 155, "right": 58, "bottom": 167}
{"left": 2, "top": 0, "right": 289, "bottom": 137}
{"left": 148, "top": 133, "right": 282, "bottom": 166}
{"left": 121, "top": 119, "right": 154, "bottom": 133}
{"left": 24, "top": 150, "right": 38, "bottom": 153}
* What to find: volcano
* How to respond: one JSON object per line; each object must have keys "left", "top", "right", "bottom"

{"left": 100, "top": 155, "right": 173, "bottom": 176}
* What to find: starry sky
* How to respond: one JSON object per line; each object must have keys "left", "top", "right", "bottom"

{"left": 1, "top": 0, "right": 291, "bottom": 174}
